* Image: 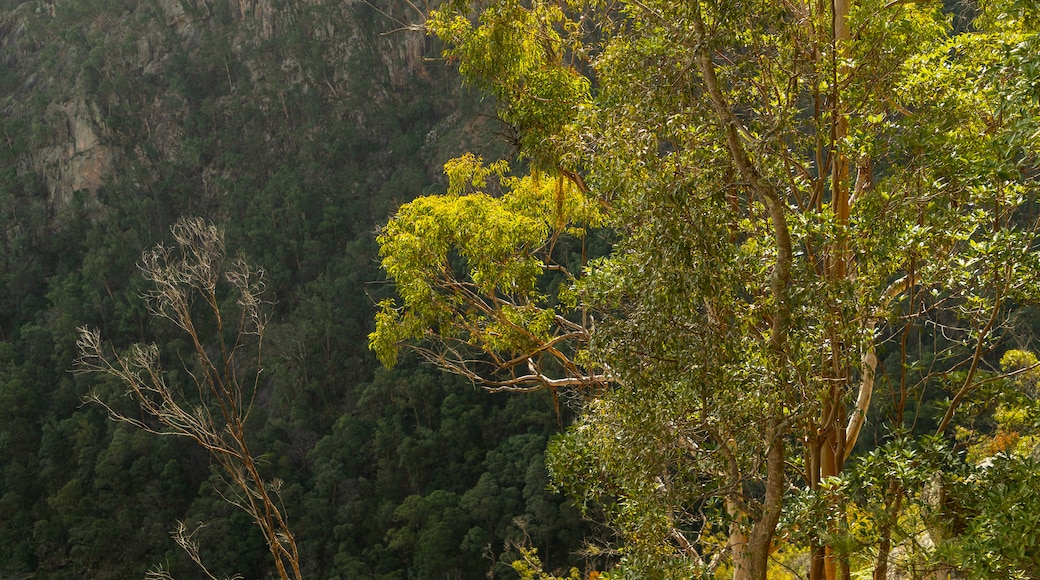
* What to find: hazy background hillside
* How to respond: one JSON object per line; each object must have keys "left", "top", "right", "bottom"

{"left": 0, "top": 0, "right": 590, "bottom": 577}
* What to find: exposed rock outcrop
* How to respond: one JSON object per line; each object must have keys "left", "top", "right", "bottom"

{"left": 2, "top": 0, "right": 449, "bottom": 209}
{"left": 25, "top": 100, "right": 116, "bottom": 204}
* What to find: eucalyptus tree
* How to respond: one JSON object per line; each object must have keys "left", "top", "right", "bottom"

{"left": 77, "top": 218, "right": 302, "bottom": 580}
{"left": 372, "top": 0, "right": 1040, "bottom": 578}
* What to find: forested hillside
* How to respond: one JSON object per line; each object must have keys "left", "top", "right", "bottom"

{"left": 0, "top": 0, "right": 590, "bottom": 578}
{"left": 6, "top": 0, "right": 1040, "bottom": 578}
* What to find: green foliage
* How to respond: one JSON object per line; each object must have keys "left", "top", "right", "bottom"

{"left": 371, "top": 153, "right": 606, "bottom": 393}
{"left": 512, "top": 548, "right": 583, "bottom": 580}
{"left": 0, "top": 0, "right": 591, "bottom": 577}
{"left": 428, "top": 0, "right": 591, "bottom": 168}
{"left": 302, "top": 367, "right": 590, "bottom": 578}
{"left": 384, "top": 0, "right": 1040, "bottom": 577}
{"left": 940, "top": 455, "right": 1040, "bottom": 578}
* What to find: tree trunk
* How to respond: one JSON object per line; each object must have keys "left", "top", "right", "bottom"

{"left": 728, "top": 506, "right": 751, "bottom": 580}
{"left": 747, "top": 425, "right": 786, "bottom": 579}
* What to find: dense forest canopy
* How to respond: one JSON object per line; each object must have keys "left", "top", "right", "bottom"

{"left": 2, "top": 0, "right": 1039, "bottom": 577}
{"left": 0, "top": 0, "right": 593, "bottom": 578}
{"left": 374, "top": 0, "right": 1040, "bottom": 578}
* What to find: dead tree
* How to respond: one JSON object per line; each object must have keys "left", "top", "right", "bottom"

{"left": 77, "top": 217, "right": 302, "bottom": 580}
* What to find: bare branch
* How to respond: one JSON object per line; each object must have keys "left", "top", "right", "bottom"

{"left": 75, "top": 217, "right": 301, "bottom": 580}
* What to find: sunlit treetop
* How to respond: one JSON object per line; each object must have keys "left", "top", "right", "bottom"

{"left": 370, "top": 154, "right": 606, "bottom": 395}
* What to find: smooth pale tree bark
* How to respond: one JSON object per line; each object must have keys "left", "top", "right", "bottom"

{"left": 808, "top": 1, "right": 856, "bottom": 577}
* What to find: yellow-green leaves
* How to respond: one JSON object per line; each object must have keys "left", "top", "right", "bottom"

{"left": 371, "top": 184, "right": 545, "bottom": 366}
{"left": 443, "top": 153, "right": 510, "bottom": 196}
{"left": 427, "top": 0, "right": 592, "bottom": 169}
{"left": 401, "top": 0, "right": 1040, "bottom": 574}
{"left": 369, "top": 156, "right": 603, "bottom": 392}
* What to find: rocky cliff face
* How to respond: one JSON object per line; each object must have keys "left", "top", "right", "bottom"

{"left": 23, "top": 99, "right": 115, "bottom": 205}
{"left": 0, "top": 0, "right": 479, "bottom": 214}
{"left": 0, "top": 4, "right": 570, "bottom": 579}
